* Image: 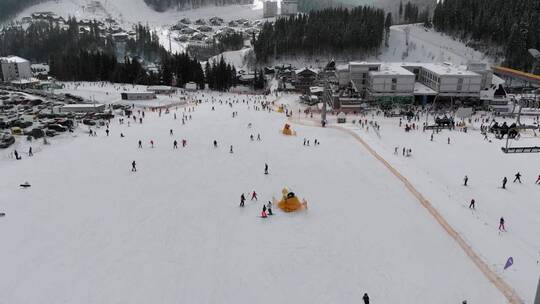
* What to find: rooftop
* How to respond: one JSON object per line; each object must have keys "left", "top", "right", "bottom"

{"left": 370, "top": 64, "right": 414, "bottom": 76}
{"left": 0, "top": 56, "right": 29, "bottom": 64}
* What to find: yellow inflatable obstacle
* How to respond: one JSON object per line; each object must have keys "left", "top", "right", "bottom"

{"left": 277, "top": 188, "right": 308, "bottom": 212}
{"left": 282, "top": 123, "right": 296, "bottom": 136}
{"left": 277, "top": 105, "right": 285, "bottom": 113}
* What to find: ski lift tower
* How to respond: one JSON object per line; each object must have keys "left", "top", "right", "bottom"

{"left": 528, "top": 49, "right": 540, "bottom": 75}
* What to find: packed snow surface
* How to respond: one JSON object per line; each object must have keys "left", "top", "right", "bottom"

{"left": 0, "top": 85, "right": 526, "bottom": 303}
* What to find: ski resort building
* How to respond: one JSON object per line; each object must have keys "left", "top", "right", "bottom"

{"left": 412, "top": 63, "right": 482, "bottom": 97}
{"left": 147, "top": 86, "right": 176, "bottom": 94}
{"left": 293, "top": 68, "right": 319, "bottom": 94}
{"left": 367, "top": 64, "right": 415, "bottom": 97}
{"left": 281, "top": 0, "right": 298, "bottom": 15}
{"left": 0, "top": 56, "right": 32, "bottom": 82}
{"left": 263, "top": 1, "right": 278, "bottom": 18}
{"left": 120, "top": 92, "right": 156, "bottom": 100}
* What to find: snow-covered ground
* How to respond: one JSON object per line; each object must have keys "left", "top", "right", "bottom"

{"left": 0, "top": 84, "right": 526, "bottom": 303}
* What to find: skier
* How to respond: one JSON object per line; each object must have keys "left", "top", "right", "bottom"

{"left": 499, "top": 217, "right": 506, "bottom": 231}
{"left": 513, "top": 172, "right": 522, "bottom": 183}
{"left": 170, "top": 129, "right": 173, "bottom": 136}
{"left": 261, "top": 204, "right": 268, "bottom": 218}
{"left": 28, "top": 147, "right": 33, "bottom": 157}
{"left": 14, "top": 150, "right": 20, "bottom": 160}
{"left": 363, "top": 293, "right": 370, "bottom": 304}
{"left": 469, "top": 199, "right": 475, "bottom": 209}
{"left": 267, "top": 201, "right": 273, "bottom": 215}
{"left": 230, "top": 145, "right": 234, "bottom": 153}
{"left": 251, "top": 191, "right": 258, "bottom": 201}
{"left": 264, "top": 163, "right": 269, "bottom": 175}
{"left": 257, "top": 133, "right": 261, "bottom": 141}
{"left": 463, "top": 175, "right": 468, "bottom": 186}
{"left": 536, "top": 174, "right": 540, "bottom": 184}
{"left": 150, "top": 140, "right": 154, "bottom": 148}
{"left": 138, "top": 140, "right": 143, "bottom": 148}
{"left": 173, "top": 140, "right": 178, "bottom": 149}
{"left": 240, "top": 194, "right": 245, "bottom": 207}
{"left": 182, "top": 139, "right": 187, "bottom": 147}
{"left": 131, "top": 161, "right": 137, "bottom": 172}
{"left": 502, "top": 177, "right": 508, "bottom": 189}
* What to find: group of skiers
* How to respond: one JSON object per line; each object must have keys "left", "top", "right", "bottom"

{"left": 240, "top": 192, "right": 274, "bottom": 218}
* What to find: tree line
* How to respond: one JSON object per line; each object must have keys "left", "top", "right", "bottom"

{"left": 144, "top": 0, "right": 252, "bottom": 12}
{"left": 253, "top": 6, "right": 385, "bottom": 62}
{"left": 432, "top": 0, "right": 540, "bottom": 72}
{"left": 0, "top": 18, "right": 245, "bottom": 90}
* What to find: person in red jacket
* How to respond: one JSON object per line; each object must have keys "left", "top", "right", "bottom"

{"left": 251, "top": 191, "right": 258, "bottom": 201}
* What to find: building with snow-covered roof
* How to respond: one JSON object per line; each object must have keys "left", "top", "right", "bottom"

{"left": 147, "top": 86, "right": 177, "bottom": 94}
{"left": 349, "top": 62, "right": 381, "bottom": 92}
{"left": 368, "top": 64, "right": 415, "bottom": 97}
{"left": 0, "top": 56, "right": 32, "bottom": 82}
{"left": 281, "top": 0, "right": 298, "bottom": 15}
{"left": 263, "top": 1, "right": 278, "bottom": 18}
{"left": 411, "top": 63, "right": 482, "bottom": 97}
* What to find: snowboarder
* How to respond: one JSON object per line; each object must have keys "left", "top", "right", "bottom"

{"left": 264, "top": 163, "right": 268, "bottom": 175}
{"left": 267, "top": 201, "right": 273, "bottom": 215}
{"left": 502, "top": 177, "right": 508, "bottom": 189}
{"left": 363, "top": 293, "right": 370, "bottom": 304}
{"left": 261, "top": 205, "right": 268, "bottom": 218}
{"left": 469, "top": 199, "right": 475, "bottom": 209}
{"left": 131, "top": 161, "right": 137, "bottom": 172}
{"left": 513, "top": 172, "right": 522, "bottom": 183}
{"left": 499, "top": 217, "right": 506, "bottom": 231}
{"left": 173, "top": 140, "right": 178, "bottom": 149}
{"left": 240, "top": 194, "right": 245, "bottom": 207}
{"left": 138, "top": 140, "right": 142, "bottom": 148}
{"left": 251, "top": 191, "right": 258, "bottom": 201}
{"left": 463, "top": 175, "right": 468, "bottom": 186}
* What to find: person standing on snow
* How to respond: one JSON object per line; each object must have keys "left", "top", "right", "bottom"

{"left": 28, "top": 147, "right": 33, "bottom": 157}
{"left": 536, "top": 174, "right": 540, "bottom": 184}
{"left": 138, "top": 140, "right": 143, "bottom": 148}
{"left": 230, "top": 145, "right": 234, "bottom": 153}
{"left": 257, "top": 134, "right": 261, "bottom": 141}
{"left": 182, "top": 139, "right": 187, "bottom": 147}
{"left": 469, "top": 199, "right": 475, "bottom": 209}
{"left": 502, "top": 177, "right": 508, "bottom": 189}
{"left": 463, "top": 175, "right": 469, "bottom": 186}
{"left": 251, "top": 191, "right": 258, "bottom": 201}
{"left": 173, "top": 140, "right": 178, "bottom": 149}
{"left": 363, "top": 293, "right": 370, "bottom": 304}
{"left": 213, "top": 140, "right": 218, "bottom": 148}
{"left": 513, "top": 172, "right": 522, "bottom": 183}
{"left": 264, "top": 163, "right": 269, "bottom": 175}
{"left": 131, "top": 161, "right": 137, "bottom": 172}
{"left": 170, "top": 129, "right": 173, "bottom": 136}
{"left": 240, "top": 194, "right": 245, "bottom": 207}
{"left": 261, "top": 204, "right": 267, "bottom": 218}
{"left": 267, "top": 201, "right": 273, "bottom": 215}
{"left": 499, "top": 217, "right": 506, "bottom": 231}
{"left": 150, "top": 140, "right": 154, "bottom": 148}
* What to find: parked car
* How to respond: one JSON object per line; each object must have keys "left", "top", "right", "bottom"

{"left": 47, "top": 123, "right": 68, "bottom": 132}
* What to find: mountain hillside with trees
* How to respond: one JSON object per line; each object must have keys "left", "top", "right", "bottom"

{"left": 253, "top": 6, "right": 385, "bottom": 62}
{"left": 432, "top": 0, "right": 540, "bottom": 72}
{"left": 144, "top": 0, "right": 252, "bottom": 12}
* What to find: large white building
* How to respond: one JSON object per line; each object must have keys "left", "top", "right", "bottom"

{"left": 263, "top": 1, "right": 278, "bottom": 18}
{"left": 0, "top": 56, "right": 32, "bottom": 82}
{"left": 281, "top": 0, "right": 298, "bottom": 16}
{"left": 368, "top": 65, "right": 415, "bottom": 96}
{"left": 336, "top": 61, "right": 488, "bottom": 100}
